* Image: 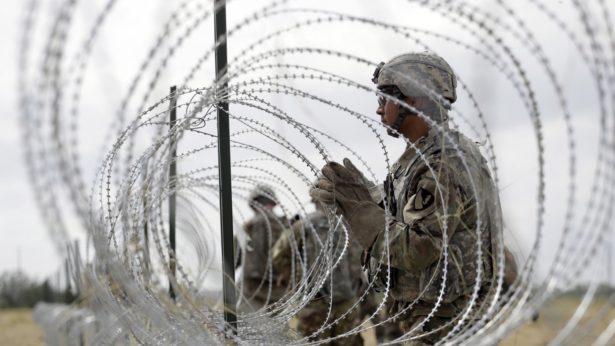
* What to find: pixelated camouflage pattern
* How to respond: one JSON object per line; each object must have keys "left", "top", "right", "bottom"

{"left": 377, "top": 51, "right": 457, "bottom": 103}
{"left": 242, "top": 211, "right": 286, "bottom": 302}
{"left": 399, "top": 315, "right": 454, "bottom": 346}
{"left": 359, "top": 292, "right": 403, "bottom": 343}
{"left": 297, "top": 297, "right": 364, "bottom": 346}
{"left": 367, "top": 122, "right": 500, "bottom": 310}
{"left": 238, "top": 281, "right": 288, "bottom": 314}
{"left": 272, "top": 211, "right": 364, "bottom": 303}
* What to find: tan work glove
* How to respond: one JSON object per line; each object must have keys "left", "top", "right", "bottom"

{"left": 338, "top": 159, "right": 385, "bottom": 204}
{"left": 310, "top": 158, "right": 387, "bottom": 249}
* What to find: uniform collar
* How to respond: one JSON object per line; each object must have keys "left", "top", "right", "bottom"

{"left": 392, "top": 122, "right": 450, "bottom": 172}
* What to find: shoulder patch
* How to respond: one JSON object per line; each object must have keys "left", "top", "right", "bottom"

{"left": 414, "top": 187, "right": 434, "bottom": 211}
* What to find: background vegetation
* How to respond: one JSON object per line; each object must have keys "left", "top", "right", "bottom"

{"left": 0, "top": 271, "right": 73, "bottom": 309}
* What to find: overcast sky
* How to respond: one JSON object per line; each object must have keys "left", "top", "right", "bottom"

{"left": 1, "top": 0, "right": 613, "bottom": 292}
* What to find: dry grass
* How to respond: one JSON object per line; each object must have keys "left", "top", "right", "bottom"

{"left": 501, "top": 297, "right": 615, "bottom": 346}
{"left": 292, "top": 297, "right": 615, "bottom": 346}
{"left": 0, "top": 308, "right": 45, "bottom": 346}
{"left": 2, "top": 298, "right": 613, "bottom": 345}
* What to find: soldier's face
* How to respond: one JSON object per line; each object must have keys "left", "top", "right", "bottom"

{"left": 376, "top": 86, "right": 401, "bottom": 128}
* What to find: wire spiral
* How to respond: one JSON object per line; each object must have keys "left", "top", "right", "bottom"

{"left": 19, "top": 0, "right": 615, "bottom": 344}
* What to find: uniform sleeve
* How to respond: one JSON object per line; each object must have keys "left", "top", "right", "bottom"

{"left": 272, "top": 222, "right": 302, "bottom": 282}
{"left": 234, "top": 235, "right": 241, "bottom": 269}
{"left": 370, "top": 162, "right": 464, "bottom": 271}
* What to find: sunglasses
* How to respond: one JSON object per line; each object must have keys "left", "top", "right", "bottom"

{"left": 377, "top": 87, "right": 403, "bottom": 106}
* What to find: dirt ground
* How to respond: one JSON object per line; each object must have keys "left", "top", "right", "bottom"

{"left": 0, "top": 308, "right": 45, "bottom": 346}
{"left": 360, "top": 297, "right": 615, "bottom": 346}
{"left": 500, "top": 297, "right": 615, "bottom": 346}
{"left": 286, "top": 297, "right": 615, "bottom": 345}
{"left": 2, "top": 297, "right": 614, "bottom": 345}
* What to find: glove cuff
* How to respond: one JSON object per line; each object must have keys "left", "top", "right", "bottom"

{"left": 347, "top": 201, "right": 388, "bottom": 249}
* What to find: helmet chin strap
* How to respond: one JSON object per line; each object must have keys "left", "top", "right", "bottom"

{"left": 388, "top": 99, "right": 450, "bottom": 137}
{"left": 387, "top": 96, "right": 414, "bottom": 138}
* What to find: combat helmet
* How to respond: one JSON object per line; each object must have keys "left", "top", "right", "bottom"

{"left": 372, "top": 51, "right": 457, "bottom": 135}
{"left": 248, "top": 184, "right": 277, "bottom": 206}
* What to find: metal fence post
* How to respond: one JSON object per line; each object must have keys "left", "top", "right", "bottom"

{"left": 65, "top": 258, "right": 71, "bottom": 303}
{"left": 169, "top": 86, "right": 178, "bottom": 300}
{"left": 142, "top": 160, "right": 151, "bottom": 278}
{"left": 214, "top": 0, "right": 238, "bottom": 332}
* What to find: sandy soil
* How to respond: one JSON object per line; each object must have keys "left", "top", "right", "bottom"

{"left": 0, "top": 308, "right": 45, "bottom": 346}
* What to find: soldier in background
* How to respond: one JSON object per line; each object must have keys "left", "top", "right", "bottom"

{"left": 273, "top": 195, "right": 364, "bottom": 346}
{"left": 503, "top": 247, "right": 519, "bottom": 292}
{"left": 237, "top": 185, "right": 287, "bottom": 314}
{"left": 310, "top": 51, "right": 504, "bottom": 345}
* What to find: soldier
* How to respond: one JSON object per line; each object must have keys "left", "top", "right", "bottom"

{"left": 272, "top": 195, "right": 364, "bottom": 346}
{"left": 237, "top": 185, "right": 287, "bottom": 314}
{"left": 310, "top": 51, "right": 504, "bottom": 345}
{"left": 503, "top": 247, "right": 518, "bottom": 292}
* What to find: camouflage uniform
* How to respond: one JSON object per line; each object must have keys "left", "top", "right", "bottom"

{"left": 365, "top": 122, "right": 500, "bottom": 345}
{"left": 359, "top": 292, "right": 403, "bottom": 343}
{"left": 240, "top": 210, "right": 287, "bottom": 313}
{"left": 273, "top": 211, "right": 364, "bottom": 345}
{"left": 310, "top": 51, "right": 502, "bottom": 345}
{"left": 297, "top": 297, "right": 363, "bottom": 346}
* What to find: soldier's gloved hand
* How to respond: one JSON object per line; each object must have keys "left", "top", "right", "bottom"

{"left": 343, "top": 158, "right": 376, "bottom": 189}
{"left": 343, "top": 158, "right": 385, "bottom": 204}
{"left": 310, "top": 158, "right": 388, "bottom": 249}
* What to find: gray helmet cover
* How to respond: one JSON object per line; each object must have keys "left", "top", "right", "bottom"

{"left": 377, "top": 51, "right": 457, "bottom": 103}
{"left": 373, "top": 51, "right": 457, "bottom": 136}
{"left": 248, "top": 185, "right": 277, "bottom": 205}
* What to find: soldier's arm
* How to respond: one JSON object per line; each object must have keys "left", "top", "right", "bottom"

{"left": 370, "top": 162, "right": 463, "bottom": 271}
{"left": 272, "top": 222, "right": 302, "bottom": 284}
{"left": 234, "top": 235, "right": 241, "bottom": 269}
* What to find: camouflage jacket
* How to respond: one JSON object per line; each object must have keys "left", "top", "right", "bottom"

{"left": 366, "top": 123, "right": 501, "bottom": 316}
{"left": 273, "top": 211, "right": 364, "bottom": 303}
{"left": 242, "top": 211, "right": 286, "bottom": 284}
